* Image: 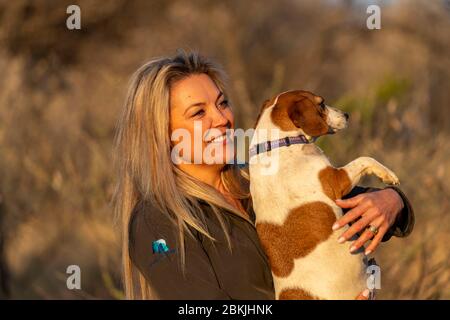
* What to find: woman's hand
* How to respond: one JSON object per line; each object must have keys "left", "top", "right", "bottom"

{"left": 332, "top": 188, "right": 404, "bottom": 255}
{"left": 355, "top": 289, "right": 371, "bottom": 300}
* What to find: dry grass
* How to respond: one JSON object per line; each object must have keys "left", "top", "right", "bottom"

{"left": 0, "top": 0, "right": 448, "bottom": 299}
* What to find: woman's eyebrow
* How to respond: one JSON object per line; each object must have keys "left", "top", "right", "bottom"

{"left": 183, "top": 91, "right": 224, "bottom": 115}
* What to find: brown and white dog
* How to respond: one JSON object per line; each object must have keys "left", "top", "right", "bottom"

{"left": 249, "top": 90, "right": 399, "bottom": 300}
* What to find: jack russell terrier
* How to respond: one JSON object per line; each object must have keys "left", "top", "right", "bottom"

{"left": 249, "top": 90, "right": 399, "bottom": 300}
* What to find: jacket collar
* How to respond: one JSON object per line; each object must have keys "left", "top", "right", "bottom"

{"left": 198, "top": 198, "right": 256, "bottom": 226}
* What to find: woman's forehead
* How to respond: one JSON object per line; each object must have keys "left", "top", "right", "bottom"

{"left": 170, "top": 74, "right": 221, "bottom": 109}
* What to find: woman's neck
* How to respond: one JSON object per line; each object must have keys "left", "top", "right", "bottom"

{"left": 178, "top": 163, "right": 247, "bottom": 217}
{"left": 178, "top": 163, "right": 223, "bottom": 190}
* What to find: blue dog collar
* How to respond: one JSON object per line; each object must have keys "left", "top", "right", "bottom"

{"left": 249, "top": 135, "right": 310, "bottom": 158}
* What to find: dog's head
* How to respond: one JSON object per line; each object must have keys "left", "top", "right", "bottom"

{"left": 255, "top": 90, "right": 349, "bottom": 138}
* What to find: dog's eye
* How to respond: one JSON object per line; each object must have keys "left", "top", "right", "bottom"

{"left": 319, "top": 103, "right": 325, "bottom": 110}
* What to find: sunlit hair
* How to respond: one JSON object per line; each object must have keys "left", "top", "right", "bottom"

{"left": 112, "top": 49, "right": 250, "bottom": 299}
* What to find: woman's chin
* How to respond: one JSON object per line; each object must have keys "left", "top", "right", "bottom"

{"left": 201, "top": 145, "right": 235, "bottom": 165}
{"left": 202, "top": 157, "right": 233, "bottom": 166}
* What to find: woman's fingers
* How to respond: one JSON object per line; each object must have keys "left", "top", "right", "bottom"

{"left": 355, "top": 289, "right": 370, "bottom": 300}
{"left": 349, "top": 215, "right": 384, "bottom": 253}
{"left": 334, "top": 190, "right": 400, "bottom": 254}
{"left": 349, "top": 229, "right": 374, "bottom": 253}
{"left": 333, "top": 201, "right": 369, "bottom": 230}
{"left": 337, "top": 208, "right": 378, "bottom": 243}
{"left": 335, "top": 194, "right": 364, "bottom": 208}
{"left": 364, "top": 222, "right": 389, "bottom": 255}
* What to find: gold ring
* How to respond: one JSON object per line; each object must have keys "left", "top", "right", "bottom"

{"left": 367, "top": 225, "right": 379, "bottom": 235}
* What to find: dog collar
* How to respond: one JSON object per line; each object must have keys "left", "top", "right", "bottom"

{"left": 249, "top": 134, "right": 311, "bottom": 158}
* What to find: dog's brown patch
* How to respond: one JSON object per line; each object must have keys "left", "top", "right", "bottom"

{"left": 313, "top": 95, "right": 324, "bottom": 104}
{"left": 256, "top": 201, "right": 336, "bottom": 278}
{"left": 278, "top": 287, "right": 318, "bottom": 300}
{"left": 269, "top": 91, "right": 329, "bottom": 136}
{"left": 319, "top": 166, "right": 352, "bottom": 200}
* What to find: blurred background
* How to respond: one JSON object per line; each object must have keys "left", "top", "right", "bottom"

{"left": 0, "top": 0, "right": 448, "bottom": 299}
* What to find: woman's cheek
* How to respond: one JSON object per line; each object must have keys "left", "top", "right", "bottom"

{"left": 178, "top": 119, "right": 235, "bottom": 165}
{"left": 169, "top": 123, "right": 202, "bottom": 164}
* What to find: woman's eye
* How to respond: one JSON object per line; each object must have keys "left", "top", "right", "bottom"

{"left": 192, "top": 110, "right": 205, "bottom": 117}
{"left": 219, "top": 100, "right": 229, "bottom": 108}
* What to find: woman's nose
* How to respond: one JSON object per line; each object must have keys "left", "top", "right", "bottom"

{"left": 210, "top": 106, "right": 229, "bottom": 127}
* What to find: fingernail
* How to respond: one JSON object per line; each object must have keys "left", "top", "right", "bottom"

{"left": 338, "top": 237, "right": 345, "bottom": 243}
{"left": 365, "top": 249, "right": 372, "bottom": 255}
{"left": 350, "top": 245, "right": 356, "bottom": 252}
{"left": 332, "top": 223, "right": 339, "bottom": 230}
{"left": 362, "top": 289, "right": 370, "bottom": 298}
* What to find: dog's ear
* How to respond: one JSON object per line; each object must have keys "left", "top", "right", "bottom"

{"left": 288, "top": 97, "right": 329, "bottom": 137}
{"left": 287, "top": 98, "right": 305, "bottom": 128}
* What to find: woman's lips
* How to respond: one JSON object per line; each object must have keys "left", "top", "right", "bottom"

{"left": 210, "top": 134, "right": 226, "bottom": 143}
{"left": 206, "top": 132, "right": 232, "bottom": 145}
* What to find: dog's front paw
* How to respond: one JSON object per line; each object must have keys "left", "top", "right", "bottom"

{"left": 381, "top": 169, "right": 400, "bottom": 186}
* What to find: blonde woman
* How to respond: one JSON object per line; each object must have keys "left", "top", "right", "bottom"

{"left": 113, "top": 50, "right": 414, "bottom": 300}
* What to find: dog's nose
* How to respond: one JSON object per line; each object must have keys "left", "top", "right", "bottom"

{"left": 344, "top": 112, "right": 349, "bottom": 120}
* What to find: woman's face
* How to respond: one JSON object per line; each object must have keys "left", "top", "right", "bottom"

{"left": 169, "top": 73, "right": 235, "bottom": 166}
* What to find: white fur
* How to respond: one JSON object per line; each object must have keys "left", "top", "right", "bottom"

{"left": 249, "top": 92, "right": 399, "bottom": 299}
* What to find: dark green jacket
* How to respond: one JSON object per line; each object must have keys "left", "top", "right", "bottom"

{"left": 129, "top": 186, "right": 414, "bottom": 299}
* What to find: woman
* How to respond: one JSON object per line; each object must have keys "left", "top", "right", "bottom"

{"left": 113, "top": 50, "right": 414, "bottom": 300}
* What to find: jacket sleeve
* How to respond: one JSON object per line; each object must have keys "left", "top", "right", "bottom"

{"left": 342, "top": 186, "right": 415, "bottom": 242}
{"left": 128, "top": 202, "right": 232, "bottom": 299}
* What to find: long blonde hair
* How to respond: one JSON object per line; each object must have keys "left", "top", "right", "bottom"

{"left": 112, "top": 49, "right": 251, "bottom": 299}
